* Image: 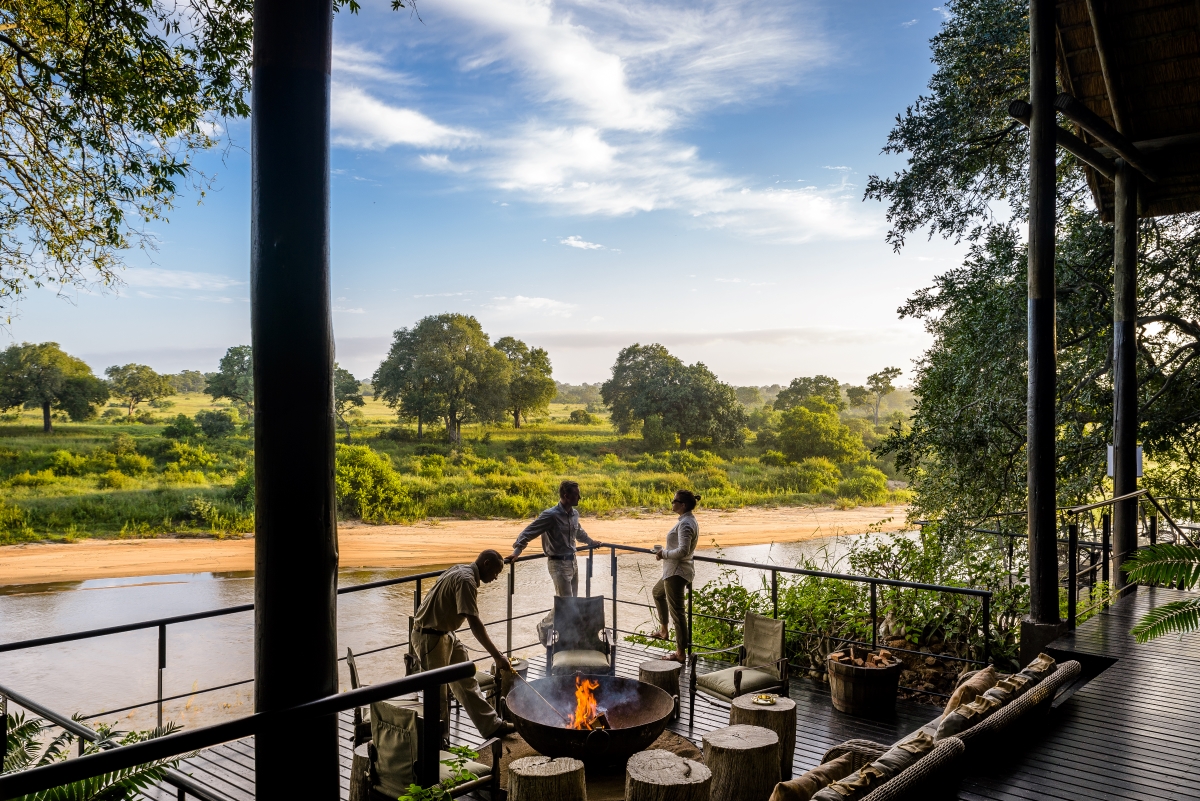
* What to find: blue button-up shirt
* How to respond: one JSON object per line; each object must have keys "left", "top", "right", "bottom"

{"left": 512, "top": 503, "right": 600, "bottom": 557}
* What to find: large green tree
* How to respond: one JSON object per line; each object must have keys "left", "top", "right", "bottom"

{"left": 865, "top": 367, "right": 902, "bottom": 426}
{"left": 601, "top": 343, "right": 746, "bottom": 448}
{"left": 205, "top": 345, "right": 253, "bottom": 415}
{"left": 867, "top": 0, "right": 1200, "bottom": 525}
{"left": 774, "top": 375, "right": 845, "bottom": 411}
{"left": 496, "top": 336, "right": 555, "bottom": 428}
{"left": 373, "top": 314, "right": 509, "bottom": 444}
{"left": 778, "top": 397, "right": 865, "bottom": 464}
{"left": 105, "top": 363, "right": 175, "bottom": 415}
{"left": 0, "top": 342, "right": 108, "bottom": 431}
{"left": 333, "top": 363, "right": 365, "bottom": 444}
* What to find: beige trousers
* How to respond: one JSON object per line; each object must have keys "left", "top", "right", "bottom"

{"left": 539, "top": 557, "right": 580, "bottom": 637}
{"left": 412, "top": 631, "right": 503, "bottom": 738}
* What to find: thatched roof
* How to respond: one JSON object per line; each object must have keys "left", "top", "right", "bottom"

{"left": 1056, "top": 0, "right": 1200, "bottom": 219}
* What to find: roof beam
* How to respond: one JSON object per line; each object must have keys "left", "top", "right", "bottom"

{"left": 1054, "top": 93, "right": 1160, "bottom": 181}
{"left": 1084, "top": 0, "right": 1127, "bottom": 134}
{"left": 1009, "top": 100, "right": 1117, "bottom": 180}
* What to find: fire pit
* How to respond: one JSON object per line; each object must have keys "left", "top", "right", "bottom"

{"left": 505, "top": 675, "right": 675, "bottom": 763}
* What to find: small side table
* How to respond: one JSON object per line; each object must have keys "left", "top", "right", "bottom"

{"left": 730, "top": 692, "right": 797, "bottom": 780}
{"left": 496, "top": 657, "right": 529, "bottom": 720}
{"left": 639, "top": 658, "right": 684, "bottom": 720}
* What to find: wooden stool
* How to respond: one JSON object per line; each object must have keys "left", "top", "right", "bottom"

{"left": 702, "top": 724, "right": 780, "bottom": 801}
{"left": 509, "top": 755, "right": 586, "bottom": 801}
{"left": 626, "top": 748, "right": 711, "bottom": 801}
{"left": 639, "top": 659, "right": 684, "bottom": 719}
{"left": 349, "top": 742, "right": 371, "bottom": 801}
{"left": 730, "top": 693, "right": 797, "bottom": 779}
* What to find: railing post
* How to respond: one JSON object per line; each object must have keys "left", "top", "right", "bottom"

{"left": 1149, "top": 514, "right": 1158, "bottom": 547}
{"left": 869, "top": 582, "right": 877, "bottom": 649}
{"left": 1, "top": 692, "right": 8, "bottom": 767}
{"left": 686, "top": 583, "right": 693, "bottom": 657}
{"left": 157, "top": 624, "right": 167, "bottom": 728}
{"left": 506, "top": 560, "right": 514, "bottom": 658}
{"left": 771, "top": 569, "right": 778, "bottom": 620}
{"left": 586, "top": 546, "right": 593, "bottom": 598}
{"left": 421, "top": 679, "right": 441, "bottom": 786}
{"left": 1102, "top": 514, "right": 1111, "bottom": 585}
{"left": 982, "top": 594, "right": 991, "bottom": 665}
{"left": 610, "top": 547, "right": 618, "bottom": 648}
{"left": 1067, "top": 523, "right": 1078, "bottom": 629}
{"left": 414, "top": 578, "right": 422, "bottom": 616}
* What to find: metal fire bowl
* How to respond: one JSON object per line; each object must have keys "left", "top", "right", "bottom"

{"left": 505, "top": 675, "right": 675, "bottom": 764}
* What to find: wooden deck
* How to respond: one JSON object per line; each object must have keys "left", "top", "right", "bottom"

{"left": 146, "top": 586, "right": 1200, "bottom": 800}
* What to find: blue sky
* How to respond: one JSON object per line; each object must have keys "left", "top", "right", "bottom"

{"left": 12, "top": 0, "right": 968, "bottom": 385}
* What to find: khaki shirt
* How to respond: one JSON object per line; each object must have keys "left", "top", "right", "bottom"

{"left": 512, "top": 502, "right": 600, "bottom": 557}
{"left": 413, "top": 563, "right": 480, "bottom": 632}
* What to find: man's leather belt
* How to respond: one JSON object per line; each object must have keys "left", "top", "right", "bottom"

{"left": 414, "top": 625, "right": 449, "bottom": 636}
{"left": 546, "top": 554, "right": 577, "bottom": 561}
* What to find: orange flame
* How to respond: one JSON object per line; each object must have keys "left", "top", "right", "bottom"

{"left": 570, "top": 675, "right": 601, "bottom": 730}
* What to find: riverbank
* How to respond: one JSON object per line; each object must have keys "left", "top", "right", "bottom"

{"left": 0, "top": 505, "right": 908, "bottom": 585}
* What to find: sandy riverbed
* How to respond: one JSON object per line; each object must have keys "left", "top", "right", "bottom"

{"left": 0, "top": 505, "right": 909, "bottom": 585}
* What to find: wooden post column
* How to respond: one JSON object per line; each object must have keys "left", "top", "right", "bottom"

{"left": 1112, "top": 159, "right": 1139, "bottom": 590}
{"left": 1022, "top": 0, "right": 1066, "bottom": 659}
{"left": 251, "top": 0, "right": 340, "bottom": 798}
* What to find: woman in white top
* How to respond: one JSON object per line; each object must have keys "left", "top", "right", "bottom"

{"left": 652, "top": 489, "right": 700, "bottom": 663}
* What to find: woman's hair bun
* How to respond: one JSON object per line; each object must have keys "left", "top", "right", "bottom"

{"left": 674, "top": 489, "right": 701, "bottom": 511}
{"left": 695, "top": 494, "right": 702, "bottom": 502}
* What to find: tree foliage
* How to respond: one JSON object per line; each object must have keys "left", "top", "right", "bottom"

{"left": 205, "top": 345, "right": 253, "bottom": 414}
{"left": 600, "top": 343, "right": 746, "bottom": 448}
{"left": 0, "top": 0, "right": 256, "bottom": 311}
{"left": 105, "top": 363, "right": 174, "bottom": 415}
{"left": 774, "top": 375, "right": 844, "bottom": 411}
{"left": 0, "top": 341, "right": 107, "bottom": 431}
{"left": 334, "top": 363, "right": 364, "bottom": 443}
{"left": 169, "top": 370, "right": 207, "bottom": 394}
{"left": 496, "top": 336, "right": 555, "bottom": 428}
{"left": 373, "top": 314, "right": 509, "bottom": 443}
{"left": 866, "top": 367, "right": 902, "bottom": 426}
{"left": 777, "top": 397, "right": 866, "bottom": 464}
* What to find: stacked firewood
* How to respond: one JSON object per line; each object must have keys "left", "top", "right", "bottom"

{"left": 827, "top": 646, "right": 898, "bottom": 668}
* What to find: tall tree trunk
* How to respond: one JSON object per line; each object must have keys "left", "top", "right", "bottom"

{"left": 417, "top": 414, "right": 423, "bottom": 440}
{"left": 873, "top": 397, "right": 881, "bottom": 426}
{"left": 42, "top": 401, "right": 52, "bottom": 433}
{"left": 343, "top": 418, "right": 351, "bottom": 444}
{"left": 513, "top": 408, "right": 521, "bottom": 429}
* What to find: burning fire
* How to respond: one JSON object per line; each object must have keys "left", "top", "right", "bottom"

{"left": 570, "top": 675, "right": 608, "bottom": 730}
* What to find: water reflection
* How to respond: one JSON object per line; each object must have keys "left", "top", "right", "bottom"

{"left": 0, "top": 535, "right": 862, "bottom": 730}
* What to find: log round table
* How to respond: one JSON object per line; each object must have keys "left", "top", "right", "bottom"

{"left": 702, "top": 724, "right": 780, "bottom": 801}
{"left": 625, "top": 748, "right": 712, "bottom": 801}
{"left": 638, "top": 659, "right": 684, "bottom": 719}
{"left": 729, "top": 692, "right": 797, "bottom": 779}
{"left": 508, "top": 755, "right": 587, "bottom": 801}
{"left": 349, "top": 742, "right": 371, "bottom": 801}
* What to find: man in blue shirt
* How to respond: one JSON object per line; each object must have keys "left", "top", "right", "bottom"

{"left": 506, "top": 480, "right": 602, "bottom": 632}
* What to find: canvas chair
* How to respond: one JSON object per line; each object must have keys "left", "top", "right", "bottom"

{"left": 348, "top": 647, "right": 502, "bottom": 800}
{"left": 543, "top": 595, "right": 615, "bottom": 675}
{"left": 689, "top": 611, "right": 789, "bottom": 724}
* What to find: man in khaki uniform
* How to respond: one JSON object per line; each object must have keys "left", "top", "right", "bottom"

{"left": 411, "top": 549, "right": 515, "bottom": 738}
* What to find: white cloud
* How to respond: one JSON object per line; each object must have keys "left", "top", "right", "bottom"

{"left": 901, "top": 19, "right": 918, "bottom": 27}
{"left": 484, "top": 295, "right": 576, "bottom": 317}
{"left": 123, "top": 267, "right": 243, "bottom": 291}
{"left": 334, "top": 306, "right": 367, "bottom": 314}
{"left": 561, "top": 235, "right": 604, "bottom": 250}
{"left": 331, "top": 84, "right": 475, "bottom": 149}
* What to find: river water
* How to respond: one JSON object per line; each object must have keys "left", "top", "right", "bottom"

{"left": 0, "top": 536, "right": 865, "bottom": 731}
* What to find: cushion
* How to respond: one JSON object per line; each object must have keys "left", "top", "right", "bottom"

{"left": 769, "top": 753, "right": 855, "bottom": 801}
{"left": 981, "top": 673, "right": 1033, "bottom": 705}
{"left": 935, "top": 693, "right": 1001, "bottom": 740}
{"left": 943, "top": 665, "right": 998, "bottom": 716}
{"left": 551, "top": 649, "right": 610, "bottom": 674}
{"left": 868, "top": 731, "right": 935, "bottom": 776}
{"left": 438, "top": 750, "right": 491, "bottom": 782}
{"left": 809, "top": 763, "right": 891, "bottom": 801}
{"left": 745, "top": 612, "right": 785, "bottom": 679}
{"left": 370, "top": 700, "right": 418, "bottom": 798}
{"left": 1018, "top": 653, "right": 1057, "bottom": 682}
{"left": 696, "top": 666, "right": 779, "bottom": 700}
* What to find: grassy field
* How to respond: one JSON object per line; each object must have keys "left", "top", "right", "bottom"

{"left": 0, "top": 398, "right": 909, "bottom": 543}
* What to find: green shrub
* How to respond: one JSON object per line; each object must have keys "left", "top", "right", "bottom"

{"left": 9, "top": 470, "right": 57, "bottom": 487}
{"left": 49, "top": 450, "right": 89, "bottom": 476}
{"left": 160, "top": 465, "right": 208, "bottom": 485}
{"left": 836, "top": 465, "right": 888, "bottom": 503}
{"left": 641, "top": 416, "right": 675, "bottom": 451}
{"left": 162, "top": 414, "right": 199, "bottom": 440}
{"left": 117, "top": 453, "right": 154, "bottom": 475}
{"left": 335, "top": 444, "right": 421, "bottom": 523}
{"left": 0, "top": 499, "right": 33, "bottom": 543}
{"left": 196, "top": 409, "right": 238, "bottom": 439}
{"left": 87, "top": 450, "right": 119, "bottom": 472}
{"left": 759, "top": 450, "right": 787, "bottom": 467}
{"left": 167, "top": 442, "right": 218, "bottom": 469}
{"left": 110, "top": 433, "right": 137, "bottom": 455}
{"left": 777, "top": 458, "right": 840, "bottom": 493}
{"left": 229, "top": 467, "right": 255, "bottom": 506}
{"left": 568, "top": 409, "right": 598, "bottom": 425}
{"left": 418, "top": 454, "right": 446, "bottom": 479}
{"left": 97, "top": 470, "right": 132, "bottom": 489}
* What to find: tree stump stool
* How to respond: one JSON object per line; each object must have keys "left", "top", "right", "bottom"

{"left": 508, "top": 755, "right": 587, "bottom": 801}
{"left": 349, "top": 742, "right": 371, "bottom": 801}
{"left": 730, "top": 693, "right": 797, "bottom": 779}
{"left": 639, "top": 659, "right": 683, "bottom": 719}
{"left": 626, "top": 748, "right": 711, "bottom": 801}
{"left": 702, "top": 724, "right": 780, "bottom": 801}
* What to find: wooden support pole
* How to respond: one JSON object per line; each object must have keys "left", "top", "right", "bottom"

{"left": 1112, "top": 159, "right": 1139, "bottom": 592}
{"left": 1026, "top": 0, "right": 1061, "bottom": 630}
{"left": 251, "top": 0, "right": 339, "bottom": 798}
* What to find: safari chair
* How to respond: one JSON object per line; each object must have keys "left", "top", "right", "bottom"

{"left": 364, "top": 700, "right": 502, "bottom": 801}
{"left": 689, "top": 611, "right": 789, "bottom": 724}
{"left": 543, "top": 595, "right": 616, "bottom": 676}
{"left": 347, "top": 647, "right": 422, "bottom": 747}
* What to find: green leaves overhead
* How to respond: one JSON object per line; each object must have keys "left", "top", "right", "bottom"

{"left": 0, "top": 341, "right": 108, "bottom": 430}
{"left": 1123, "top": 545, "right": 1200, "bottom": 591}
{"left": 1129, "top": 599, "right": 1200, "bottom": 643}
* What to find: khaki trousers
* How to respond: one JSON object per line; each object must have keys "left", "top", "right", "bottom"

{"left": 412, "top": 631, "right": 503, "bottom": 738}
{"left": 653, "top": 575, "right": 690, "bottom": 650}
{"left": 539, "top": 557, "right": 580, "bottom": 637}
